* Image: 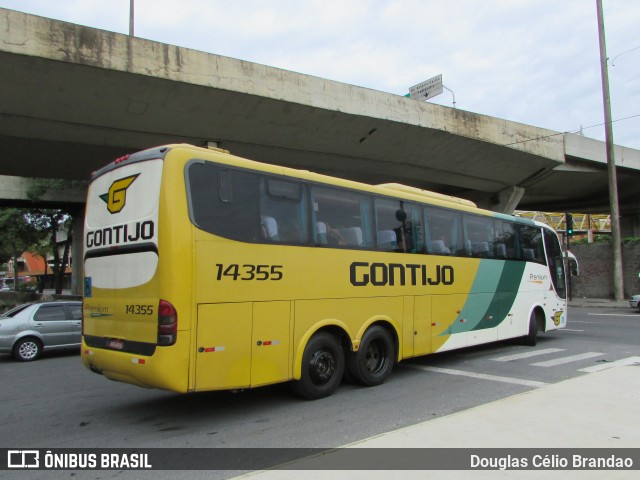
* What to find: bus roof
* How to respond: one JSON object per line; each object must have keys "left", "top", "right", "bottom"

{"left": 94, "top": 144, "right": 538, "bottom": 225}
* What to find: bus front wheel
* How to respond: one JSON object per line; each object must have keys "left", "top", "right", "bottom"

{"left": 347, "top": 325, "right": 395, "bottom": 386}
{"left": 522, "top": 311, "right": 539, "bottom": 346}
{"left": 292, "top": 332, "right": 344, "bottom": 400}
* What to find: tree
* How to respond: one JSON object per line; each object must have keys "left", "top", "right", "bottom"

{"left": 0, "top": 208, "right": 46, "bottom": 291}
{"left": 26, "top": 178, "right": 85, "bottom": 295}
{"left": 30, "top": 241, "right": 52, "bottom": 293}
{"left": 27, "top": 209, "right": 73, "bottom": 295}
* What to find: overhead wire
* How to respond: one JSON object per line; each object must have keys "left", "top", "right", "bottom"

{"left": 503, "top": 113, "right": 640, "bottom": 146}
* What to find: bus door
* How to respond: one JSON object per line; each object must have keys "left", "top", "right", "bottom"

{"left": 194, "top": 302, "right": 291, "bottom": 391}
{"left": 251, "top": 301, "right": 291, "bottom": 386}
{"left": 431, "top": 292, "right": 502, "bottom": 351}
{"left": 467, "top": 292, "right": 503, "bottom": 347}
{"left": 411, "top": 295, "right": 432, "bottom": 356}
{"left": 431, "top": 294, "right": 468, "bottom": 352}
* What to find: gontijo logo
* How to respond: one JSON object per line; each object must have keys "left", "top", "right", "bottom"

{"left": 99, "top": 174, "right": 139, "bottom": 214}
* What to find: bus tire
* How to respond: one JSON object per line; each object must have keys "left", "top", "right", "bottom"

{"left": 347, "top": 325, "right": 395, "bottom": 387}
{"left": 291, "top": 332, "right": 344, "bottom": 400}
{"left": 522, "top": 311, "right": 538, "bottom": 346}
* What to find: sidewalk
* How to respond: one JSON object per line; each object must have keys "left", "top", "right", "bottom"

{"left": 569, "top": 297, "right": 632, "bottom": 309}
{"left": 237, "top": 365, "right": 640, "bottom": 480}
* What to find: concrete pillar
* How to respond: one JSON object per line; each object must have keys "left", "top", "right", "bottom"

{"left": 493, "top": 186, "right": 525, "bottom": 215}
{"left": 71, "top": 208, "right": 84, "bottom": 296}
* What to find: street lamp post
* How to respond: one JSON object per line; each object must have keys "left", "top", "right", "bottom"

{"left": 129, "top": 0, "right": 135, "bottom": 37}
{"left": 596, "top": 0, "right": 624, "bottom": 300}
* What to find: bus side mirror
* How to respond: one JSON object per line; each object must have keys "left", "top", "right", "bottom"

{"left": 570, "top": 260, "right": 578, "bottom": 277}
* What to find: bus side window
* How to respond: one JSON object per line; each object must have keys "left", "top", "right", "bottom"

{"left": 520, "top": 225, "right": 545, "bottom": 264}
{"left": 375, "top": 199, "right": 402, "bottom": 251}
{"left": 425, "top": 207, "right": 462, "bottom": 256}
{"left": 311, "top": 186, "right": 373, "bottom": 248}
{"left": 495, "top": 219, "right": 517, "bottom": 260}
{"left": 463, "top": 214, "right": 495, "bottom": 258}
{"left": 259, "top": 177, "right": 308, "bottom": 244}
{"left": 187, "top": 163, "right": 262, "bottom": 242}
{"left": 374, "top": 198, "right": 423, "bottom": 253}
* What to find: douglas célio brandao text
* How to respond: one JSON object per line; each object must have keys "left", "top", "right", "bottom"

{"left": 470, "top": 453, "right": 634, "bottom": 470}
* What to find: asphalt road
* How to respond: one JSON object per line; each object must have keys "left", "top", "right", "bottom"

{"left": 1, "top": 305, "right": 638, "bottom": 479}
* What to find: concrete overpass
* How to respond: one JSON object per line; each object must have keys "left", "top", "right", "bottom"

{"left": 1, "top": 7, "right": 640, "bottom": 226}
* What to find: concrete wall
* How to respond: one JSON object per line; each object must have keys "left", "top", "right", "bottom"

{"left": 571, "top": 242, "right": 640, "bottom": 299}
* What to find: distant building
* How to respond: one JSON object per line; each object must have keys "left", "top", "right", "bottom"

{"left": 2, "top": 251, "right": 72, "bottom": 291}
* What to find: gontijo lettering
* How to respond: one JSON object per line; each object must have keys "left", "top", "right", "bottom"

{"left": 85, "top": 220, "right": 154, "bottom": 248}
{"left": 350, "top": 261, "right": 454, "bottom": 286}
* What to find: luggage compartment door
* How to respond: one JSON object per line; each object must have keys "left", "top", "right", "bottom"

{"left": 195, "top": 303, "right": 252, "bottom": 391}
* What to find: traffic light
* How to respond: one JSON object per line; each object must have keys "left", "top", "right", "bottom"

{"left": 566, "top": 213, "right": 574, "bottom": 236}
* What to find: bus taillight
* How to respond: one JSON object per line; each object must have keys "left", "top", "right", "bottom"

{"left": 114, "top": 154, "right": 130, "bottom": 164}
{"left": 158, "top": 300, "right": 178, "bottom": 346}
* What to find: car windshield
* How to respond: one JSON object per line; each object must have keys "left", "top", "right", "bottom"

{"left": 1, "top": 304, "right": 32, "bottom": 317}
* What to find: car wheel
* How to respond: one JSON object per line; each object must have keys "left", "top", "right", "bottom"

{"left": 13, "top": 337, "right": 42, "bottom": 362}
{"left": 291, "top": 332, "right": 344, "bottom": 400}
{"left": 347, "top": 325, "right": 395, "bottom": 386}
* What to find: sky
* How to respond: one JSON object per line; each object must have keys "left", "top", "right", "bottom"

{"left": 1, "top": 0, "right": 639, "bottom": 149}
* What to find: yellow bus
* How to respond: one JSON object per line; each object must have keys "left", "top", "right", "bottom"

{"left": 82, "top": 144, "right": 567, "bottom": 399}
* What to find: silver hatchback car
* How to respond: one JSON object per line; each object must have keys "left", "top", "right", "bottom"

{"left": 0, "top": 301, "right": 82, "bottom": 361}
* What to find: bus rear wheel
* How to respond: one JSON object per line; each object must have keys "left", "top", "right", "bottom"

{"left": 347, "top": 325, "right": 395, "bottom": 386}
{"left": 292, "top": 332, "right": 344, "bottom": 400}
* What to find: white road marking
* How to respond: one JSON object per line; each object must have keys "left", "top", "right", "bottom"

{"left": 578, "top": 356, "right": 640, "bottom": 373}
{"left": 531, "top": 352, "right": 604, "bottom": 367}
{"left": 404, "top": 364, "right": 547, "bottom": 388}
{"left": 491, "top": 348, "right": 565, "bottom": 362}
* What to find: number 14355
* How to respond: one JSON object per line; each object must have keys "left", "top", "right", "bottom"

{"left": 215, "top": 264, "right": 283, "bottom": 281}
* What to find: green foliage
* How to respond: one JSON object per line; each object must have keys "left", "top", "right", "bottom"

{"left": 570, "top": 234, "right": 611, "bottom": 245}
{"left": 0, "top": 208, "right": 49, "bottom": 293}
{"left": 571, "top": 236, "right": 640, "bottom": 246}
{"left": 0, "top": 203, "right": 74, "bottom": 295}
{"left": 26, "top": 208, "right": 73, "bottom": 295}
{"left": 0, "top": 208, "right": 47, "bottom": 265}
{"left": 23, "top": 178, "right": 82, "bottom": 295}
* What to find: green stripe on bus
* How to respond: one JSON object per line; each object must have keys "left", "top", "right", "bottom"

{"left": 441, "top": 259, "right": 526, "bottom": 335}
{"left": 474, "top": 260, "right": 527, "bottom": 330}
